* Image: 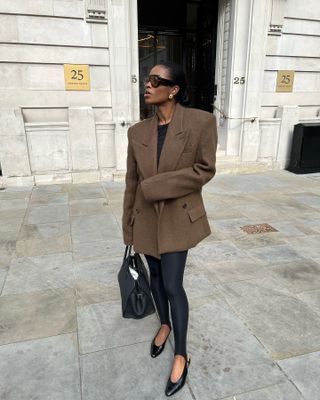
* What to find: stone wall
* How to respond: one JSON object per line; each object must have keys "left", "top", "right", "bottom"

{"left": 258, "top": 0, "right": 320, "bottom": 168}
{"left": 0, "top": 0, "right": 116, "bottom": 185}
{"left": 217, "top": 0, "right": 320, "bottom": 168}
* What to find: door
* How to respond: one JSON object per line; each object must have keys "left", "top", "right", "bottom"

{"left": 137, "top": 0, "right": 219, "bottom": 119}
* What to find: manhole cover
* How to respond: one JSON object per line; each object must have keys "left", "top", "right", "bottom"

{"left": 240, "top": 223, "right": 278, "bottom": 234}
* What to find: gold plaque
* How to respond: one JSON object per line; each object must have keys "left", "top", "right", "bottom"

{"left": 64, "top": 64, "right": 90, "bottom": 91}
{"left": 276, "top": 70, "right": 294, "bottom": 92}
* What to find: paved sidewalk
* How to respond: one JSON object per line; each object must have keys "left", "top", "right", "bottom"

{"left": 0, "top": 170, "right": 320, "bottom": 400}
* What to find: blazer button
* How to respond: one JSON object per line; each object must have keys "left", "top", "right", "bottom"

{"left": 136, "top": 208, "right": 140, "bottom": 213}
{"left": 182, "top": 203, "right": 187, "bottom": 209}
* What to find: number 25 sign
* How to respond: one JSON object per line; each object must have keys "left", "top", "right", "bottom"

{"left": 276, "top": 70, "right": 294, "bottom": 92}
{"left": 64, "top": 64, "right": 90, "bottom": 91}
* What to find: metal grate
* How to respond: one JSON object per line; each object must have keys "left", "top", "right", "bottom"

{"left": 240, "top": 223, "right": 278, "bottom": 234}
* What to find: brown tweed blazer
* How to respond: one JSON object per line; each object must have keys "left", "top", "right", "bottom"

{"left": 122, "top": 103, "right": 218, "bottom": 259}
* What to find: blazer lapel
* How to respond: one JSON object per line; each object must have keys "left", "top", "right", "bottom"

{"left": 132, "top": 104, "right": 189, "bottom": 217}
{"left": 157, "top": 103, "right": 189, "bottom": 174}
{"left": 132, "top": 114, "right": 158, "bottom": 179}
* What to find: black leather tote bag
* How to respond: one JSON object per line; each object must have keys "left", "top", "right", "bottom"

{"left": 118, "top": 245, "right": 155, "bottom": 319}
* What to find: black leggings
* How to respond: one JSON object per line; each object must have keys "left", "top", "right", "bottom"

{"left": 144, "top": 250, "right": 189, "bottom": 358}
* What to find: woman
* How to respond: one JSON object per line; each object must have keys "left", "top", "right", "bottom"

{"left": 122, "top": 62, "right": 218, "bottom": 397}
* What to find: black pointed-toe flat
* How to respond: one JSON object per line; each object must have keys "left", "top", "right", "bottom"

{"left": 165, "top": 355, "right": 191, "bottom": 397}
{"left": 150, "top": 326, "right": 171, "bottom": 358}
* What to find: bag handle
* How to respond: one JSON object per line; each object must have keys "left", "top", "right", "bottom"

{"left": 123, "top": 245, "right": 133, "bottom": 263}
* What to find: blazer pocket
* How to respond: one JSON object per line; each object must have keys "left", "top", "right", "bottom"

{"left": 187, "top": 204, "right": 206, "bottom": 222}
{"left": 132, "top": 139, "right": 148, "bottom": 149}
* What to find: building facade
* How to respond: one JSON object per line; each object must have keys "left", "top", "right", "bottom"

{"left": 0, "top": 0, "right": 319, "bottom": 186}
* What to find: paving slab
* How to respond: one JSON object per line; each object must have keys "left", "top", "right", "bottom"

{"left": 292, "top": 192, "right": 320, "bottom": 209}
{"left": 0, "top": 230, "right": 19, "bottom": 242}
{"left": 228, "top": 230, "right": 286, "bottom": 250}
{"left": 0, "top": 171, "right": 319, "bottom": 399}
{"left": 211, "top": 174, "right": 268, "bottom": 193}
{"left": 186, "top": 294, "right": 285, "bottom": 400}
{"left": 72, "top": 238, "right": 123, "bottom": 261}
{"left": 219, "top": 276, "right": 320, "bottom": 359}
{"left": 203, "top": 180, "right": 235, "bottom": 195}
{"left": 0, "top": 208, "right": 27, "bottom": 219}
{"left": 0, "top": 187, "right": 32, "bottom": 200}
{"left": 69, "top": 198, "right": 110, "bottom": 216}
{"left": 203, "top": 201, "right": 244, "bottom": 220}
{"left": 0, "top": 239, "right": 17, "bottom": 265}
{"left": 277, "top": 351, "right": 320, "bottom": 400}
{"left": 32, "top": 184, "right": 67, "bottom": 194}
{"left": 0, "top": 198, "right": 29, "bottom": 219}
{"left": 77, "top": 300, "right": 159, "bottom": 354}
{"left": 206, "top": 225, "right": 228, "bottom": 241}
{"left": 0, "top": 198, "right": 29, "bottom": 210}
{"left": 214, "top": 192, "right": 258, "bottom": 206}
{"left": 297, "top": 289, "right": 320, "bottom": 316}
{"left": 266, "top": 219, "right": 318, "bottom": 237}
{"left": 0, "top": 333, "right": 81, "bottom": 400}
{"left": 232, "top": 203, "right": 287, "bottom": 220}
{"left": 189, "top": 239, "right": 247, "bottom": 264}
{"left": 293, "top": 215, "right": 320, "bottom": 233}
{"left": 283, "top": 235, "right": 320, "bottom": 260}
{"left": 18, "top": 221, "right": 70, "bottom": 241}
{"left": 267, "top": 259, "right": 320, "bottom": 293}
{"left": 16, "top": 221, "right": 72, "bottom": 257}
{"left": 211, "top": 217, "right": 253, "bottom": 234}
{"left": 75, "top": 281, "right": 120, "bottom": 307}
{"left": 202, "top": 256, "right": 268, "bottom": 283}
{"left": 0, "top": 266, "right": 8, "bottom": 294}
{"left": 0, "top": 217, "right": 23, "bottom": 233}
{"left": 263, "top": 197, "right": 317, "bottom": 217}
{"left": 223, "top": 381, "right": 303, "bottom": 399}
{"left": 26, "top": 204, "right": 69, "bottom": 224}
{"left": 71, "top": 213, "right": 121, "bottom": 243}
{"left": 30, "top": 191, "right": 69, "bottom": 205}
{"left": 246, "top": 244, "right": 306, "bottom": 265}
{"left": 0, "top": 288, "right": 76, "bottom": 345}
{"left": 16, "top": 235, "right": 72, "bottom": 257}
{"left": 74, "top": 257, "right": 121, "bottom": 306}
{"left": 81, "top": 341, "right": 194, "bottom": 400}
{"left": 183, "top": 262, "right": 221, "bottom": 299}
{"left": 67, "top": 183, "right": 106, "bottom": 200}
{"left": 3, "top": 252, "right": 74, "bottom": 295}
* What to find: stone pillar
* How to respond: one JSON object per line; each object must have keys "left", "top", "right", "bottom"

{"left": 107, "top": 0, "right": 140, "bottom": 172}
{"left": 226, "top": 0, "right": 271, "bottom": 161}
{"left": 0, "top": 108, "right": 32, "bottom": 182}
{"left": 275, "top": 105, "right": 299, "bottom": 169}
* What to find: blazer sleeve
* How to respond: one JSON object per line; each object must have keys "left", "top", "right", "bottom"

{"left": 140, "top": 115, "right": 218, "bottom": 202}
{"left": 122, "top": 127, "right": 138, "bottom": 245}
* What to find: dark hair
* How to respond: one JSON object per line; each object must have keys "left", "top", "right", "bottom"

{"left": 157, "top": 62, "right": 189, "bottom": 105}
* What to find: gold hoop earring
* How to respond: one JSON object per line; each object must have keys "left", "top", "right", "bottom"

{"left": 169, "top": 94, "right": 174, "bottom": 100}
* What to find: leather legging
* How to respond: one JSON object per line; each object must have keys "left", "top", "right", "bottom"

{"left": 144, "top": 250, "right": 189, "bottom": 358}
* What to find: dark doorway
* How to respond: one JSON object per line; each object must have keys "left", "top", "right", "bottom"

{"left": 138, "top": 0, "right": 218, "bottom": 119}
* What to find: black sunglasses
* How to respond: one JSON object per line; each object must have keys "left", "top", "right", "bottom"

{"left": 144, "top": 74, "right": 175, "bottom": 88}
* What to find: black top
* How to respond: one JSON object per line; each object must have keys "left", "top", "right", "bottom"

{"left": 157, "top": 123, "right": 169, "bottom": 168}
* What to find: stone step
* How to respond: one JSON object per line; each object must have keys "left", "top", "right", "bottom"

{"left": 216, "top": 154, "right": 273, "bottom": 174}
{"left": 112, "top": 154, "right": 273, "bottom": 181}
